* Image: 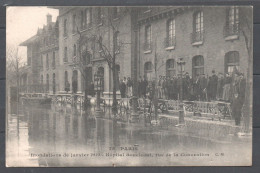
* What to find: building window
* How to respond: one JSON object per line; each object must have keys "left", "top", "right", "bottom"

{"left": 166, "top": 59, "right": 175, "bottom": 77}
{"left": 165, "top": 19, "right": 175, "bottom": 48}
{"left": 144, "top": 61, "right": 153, "bottom": 80}
{"left": 114, "top": 31, "right": 120, "bottom": 54}
{"left": 46, "top": 54, "right": 49, "bottom": 69}
{"left": 41, "top": 75, "right": 43, "bottom": 84}
{"left": 40, "top": 55, "right": 43, "bottom": 67}
{"left": 73, "top": 14, "right": 76, "bottom": 33}
{"left": 73, "top": 44, "right": 77, "bottom": 57}
{"left": 81, "top": 11, "right": 85, "bottom": 29}
{"left": 63, "top": 19, "right": 67, "bottom": 37}
{"left": 46, "top": 74, "right": 49, "bottom": 92}
{"left": 192, "top": 55, "right": 204, "bottom": 78}
{"left": 191, "top": 11, "right": 204, "bottom": 44}
{"left": 97, "top": 8, "right": 102, "bottom": 25}
{"left": 144, "top": 25, "right": 152, "bottom": 51}
{"left": 64, "top": 47, "right": 68, "bottom": 62}
{"left": 224, "top": 6, "right": 239, "bottom": 37}
{"left": 52, "top": 52, "right": 55, "bottom": 68}
{"left": 113, "top": 7, "right": 120, "bottom": 19}
{"left": 225, "top": 51, "right": 239, "bottom": 73}
{"left": 53, "top": 73, "right": 56, "bottom": 94}
{"left": 85, "top": 8, "right": 92, "bottom": 27}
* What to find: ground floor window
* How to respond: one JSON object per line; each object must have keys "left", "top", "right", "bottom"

{"left": 225, "top": 51, "right": 239, "bottom": 74}
{"left": 192, "top": 55, "right": 204, "bottom": 78}
{"left": 144, "top": 61, "right": 153, "bottom": 80}
{"left": 166, "top": 59, "right": 175, "bottom": 77}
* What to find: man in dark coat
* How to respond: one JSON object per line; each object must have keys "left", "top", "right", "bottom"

{"left": 231, "top": 73, "right": 246, "bottom": 126}
{"left": 217, "top": 73, "right": 225, "bottom": 100}
{"left": 120, "top": 79, "right": 126, "bottom": 98}
{"left": 199, "top": 74, "right": 208, "bottom": 101}
{"left": 207, "top": 70, "right": 218, "bottom": 101}
{"left": 142, "top": 76, "right": 148, "bottom": 98}
{"left": 183, "top": 73, "right": 191, "bottom": 100}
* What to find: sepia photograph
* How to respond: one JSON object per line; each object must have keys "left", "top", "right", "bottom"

{"left": 6, "top": 6, "right": 253, "bottom": 167}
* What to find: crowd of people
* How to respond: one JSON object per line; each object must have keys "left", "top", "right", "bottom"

{"left": 119, "top": 69, "right": 246, "bottom": 125}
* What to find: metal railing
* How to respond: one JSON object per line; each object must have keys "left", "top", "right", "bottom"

{"left": 164, "top": 36, "right": 176, "bottom": 48}
{"left": 190, "top": 30, "right": 204, "bottom": 44}
{"left": 223, "top": 23, "right": 239, "bottom": 37}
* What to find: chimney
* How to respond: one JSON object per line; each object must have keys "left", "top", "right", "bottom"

{"left": 47, "top": 14, "right": 52, "bottom": 25}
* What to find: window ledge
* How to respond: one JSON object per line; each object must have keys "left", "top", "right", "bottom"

{"left": 165, "top": 46, "right": 175, "bottom": 51}
{"left": 225, "top": 35, "right": 239, "bottom": 41}
{"left": 192, "top": 41, "right": 203, "bottom": 46}
{"left": 144, "top": 50, "right": 152, "bottom": 54}
{"left": 97, "top": 22, "right": 103, "bottom": 27}
{"left": 144, "top": 10, "right": 151, "bottom": 13}
{"left": 113, "top": 17, "right": 119, "bottom": 21}
{"left": 63, "top": 36, "right": 68, "bottom": 40}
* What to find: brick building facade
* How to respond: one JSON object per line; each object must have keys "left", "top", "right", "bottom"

{"left": 19, "top": 6, "right": 252, "bottom": 96}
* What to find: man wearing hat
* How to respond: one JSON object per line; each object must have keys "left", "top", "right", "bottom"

{"left": 207, "top": 70, "right": 218, "bottom": 101}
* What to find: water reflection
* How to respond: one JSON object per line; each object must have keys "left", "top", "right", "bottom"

{"left": 6, "top": 103, "right": 251, "bottom": 166}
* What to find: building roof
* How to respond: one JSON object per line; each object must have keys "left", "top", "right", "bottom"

{"left": 19, "top": 35, "right": 39, "bottom": 46}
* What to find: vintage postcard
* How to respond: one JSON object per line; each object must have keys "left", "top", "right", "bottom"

{"left": 6, "top": 6, "right": 253, "bottom": 167}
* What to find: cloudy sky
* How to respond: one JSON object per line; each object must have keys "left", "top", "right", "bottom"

{"left": 7, "top": 7, "right": 59, "bottom": 62}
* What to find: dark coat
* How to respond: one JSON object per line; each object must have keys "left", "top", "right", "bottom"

{"left": 120, "top": 82, "right": 126, "bottom": 98}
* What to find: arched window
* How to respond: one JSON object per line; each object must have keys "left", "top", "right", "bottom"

{"left": 192, "top": 56, "right": 204, "bottom": 78}
{"left": 166, "top": 59, "right": 175, "bottom": 77}
{"left": 144, "top": 61, "right": 153, "bottom": 80}
{"left": 225, "top": 51, "right": 239, "bottom": 73}
{"left": 73, "top": 44, "right": 77, "bottom": 57}
{"left": 192, "top": 11, "right": 204, "bottom": 43}
{"left": 72, "top": 70, "right": 78, "bottom": 93}
{"left": 166, "top": 19, "right": 175, "bottom": 47}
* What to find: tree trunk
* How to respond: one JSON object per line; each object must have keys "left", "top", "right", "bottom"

{"left": 112, "top": 63, "right": 117, "bottom": 115}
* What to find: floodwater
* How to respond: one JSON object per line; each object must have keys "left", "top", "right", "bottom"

{"left": 6, "top": 103, "right": 252, "bottom": 167}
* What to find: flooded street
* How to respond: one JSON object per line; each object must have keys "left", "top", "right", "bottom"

{"left": 6, "top": 103, "right": 251, "bottom": 167}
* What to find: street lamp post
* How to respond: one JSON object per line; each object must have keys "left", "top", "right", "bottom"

{"left": 94, "top": 73, "right": 104, "bottom": 117}
{"left": 177, "top": 58, "right": 186, "bottom": 125}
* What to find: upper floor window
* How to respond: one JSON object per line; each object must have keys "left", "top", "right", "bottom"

{"left": 46, "top": 54, "right": 49, "bottom": 69}
{"left": 73, "top": 44, "right": 77, "bottom": 57}
{"left": 113, "top": 7, "right": 120, "bottom": 19}
{"left": 63, "top": 19, "right": 67, "bottom": 37}
{"left": 224, "top": 6, "right": 239, "bottom": 38}
{"left": 73, "top": 14, "right": 76, "bottom": 33}
{"left": 64, "top": 47, "right": 68, "bottom": 62}
{"left": 165, "top": 19, "right": 176, "bottom": 48}
{"left": 81, "top": 11, "right": 85, "bottom": 29}
{"left": 97, "top": 8, "right": 102, "bottom": 24}
{"left": 85, "top": 8, "right": 92, "bottom": 27}
{"left": 191, "top": 11, "right": 204, "bottom": 44}
{"left": 114, "top": 31, "right": 120, "bottom": 54}
{"left": 52, "top": 52, "right": 55, "bottom": 68}
{"left": 144, "top": 25, "right": 152, "bottom": 51}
